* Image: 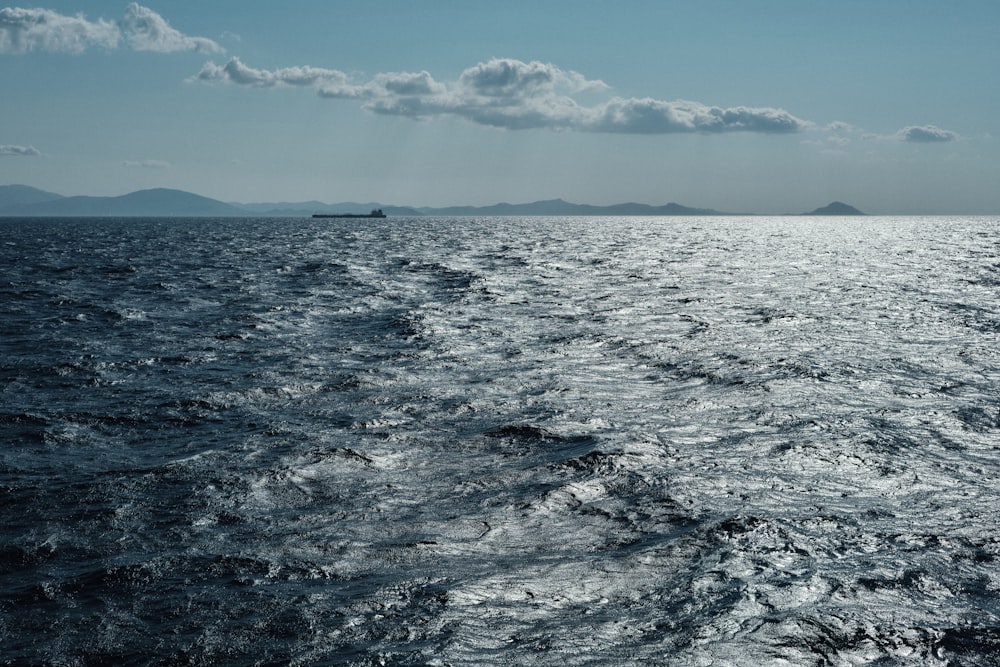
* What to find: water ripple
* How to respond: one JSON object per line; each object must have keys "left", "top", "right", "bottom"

{"left": 2, "top": 215, "right": 1000, "bottom": 665}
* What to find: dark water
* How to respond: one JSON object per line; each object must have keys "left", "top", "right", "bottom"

{"left": 2, "top": 215, "right": 1000, "bottom": 665}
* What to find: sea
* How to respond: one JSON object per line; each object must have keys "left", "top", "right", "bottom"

{"left": 2, "top": 215, "right": 1000, "bottom": 666}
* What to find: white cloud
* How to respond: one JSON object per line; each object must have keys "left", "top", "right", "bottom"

{"left": 123, "top": 159, "right": 170, "bottom": 168}
{"left": 895, "top": 124, "right": 959, "bottom": 143}
{"left": 0, "top": 144, "right": 41, "bottom": 156}
{"left": 375, "top": 70, "right": 447, "bottom": 97}
{"left": 121, "top": 3, "right": 221, "bottom": 54}
{"left": 458, "top": 58, "right": 607, "bottom": 98}
{"left": 195, "top": 56, "right": 348, "bottom": 88}
{"left": 825, "top": 121, "right": 854, "bottom": 133}
{"left": 586, "top": 98, "right": 808, "bottom": 134}
{"left": 195, "top": 56, "right": 810, "bottom": 135}
{"left": 0, "top": 7, "right": 119, "bottom": 54}
{"left": 0, "top": 4, "right": 220, "bottom": 55}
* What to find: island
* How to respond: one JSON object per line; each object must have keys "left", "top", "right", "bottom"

{"left": 806, "top": 201, "right": 865, "bottom": 216}
{"left": 312, "top": 209, "right": 386, "bottom": 219}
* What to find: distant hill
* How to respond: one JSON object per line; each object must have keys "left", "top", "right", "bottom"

{"left": 806, "top": 201, "right": 865, "bottom": 216}
{"left": 0, "top": 184, "right": 64, "bottom": 208}
{"left": 0, "top": 188, "right": 245, "bottom": 217}
{"left": 415, "top": 198, "right": 725, "bottom": 216}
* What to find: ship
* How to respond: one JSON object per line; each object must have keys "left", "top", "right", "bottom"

{"left": 312, "top": 209, "right": 386, "bottom": 219}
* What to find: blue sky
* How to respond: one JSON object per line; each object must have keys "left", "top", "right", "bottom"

{"left": 1, "top": 1, "right": 997, "bottom": 213}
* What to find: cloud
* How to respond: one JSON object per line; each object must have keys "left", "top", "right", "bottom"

{"left": 458, "top": 57, "right": 607, "bottom": 98}
{"left": 121, "top": 3, "right": 221, "bottom": 54}
{"left": 895, "top": 124, "right": 960, "bottom": 143}
{"left": 0, "top": 7, "right": 119, "bottom": 54}
{"left": 196, "top": 56, "right": 810, "bottom": 135}
{"left": 587, "top": 98, "right": 807, "bottom": 134}
{"left": 195, "top": 56, "right": 348, "bottom": 88}
{"left": 375, "top": 70, "right": 448, "bottom": 97}
{"left": 123, "top": 159, "right": 170, "bottom": 168}
{"left": 0, "top": 144, "right": 41, "bottom": 156}
{"left": 0, "top": 4, "right": 221, "bottom": 55}
{"left": 825, "top": 121, "right": 854, "bottom": 133}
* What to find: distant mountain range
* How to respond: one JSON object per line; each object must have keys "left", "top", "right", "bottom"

{"left": 0, "top": 186, "right": 243, "bottom": 217}
{"left": 0, "top": 184, "right": 864, "bottom": 217}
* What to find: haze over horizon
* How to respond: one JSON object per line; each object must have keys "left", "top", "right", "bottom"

{"left": 1, "top": 1, "right": 998, "bottom": 215}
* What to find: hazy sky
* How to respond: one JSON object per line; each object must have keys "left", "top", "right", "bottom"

{"left": 1, "top": 1, "right": 997, "bottom": 213}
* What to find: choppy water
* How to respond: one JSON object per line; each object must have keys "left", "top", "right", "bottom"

{"left": 2, "top": 215, "right": 1000, "bottom": 665}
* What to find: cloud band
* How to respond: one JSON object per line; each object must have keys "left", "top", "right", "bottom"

{"left": 0, "top": 144, "right": 41, "bottom": 156}
{"left": 0, "top": 4, "right": 222, "bottom": 55}
{"left": 196, "top": 56, "right": 810, "bottom": 135}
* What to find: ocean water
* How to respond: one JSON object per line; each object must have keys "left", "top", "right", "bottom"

{"left": 2, "top": 215, "right": 1000, "bottom": 666}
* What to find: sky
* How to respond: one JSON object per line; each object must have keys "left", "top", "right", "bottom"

{"left": 1, "top": 1, "right": 998, "bottom": 214}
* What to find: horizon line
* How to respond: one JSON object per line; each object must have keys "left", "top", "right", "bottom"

{"left": 2, "top": 183, "right": 999, "bottom": 216}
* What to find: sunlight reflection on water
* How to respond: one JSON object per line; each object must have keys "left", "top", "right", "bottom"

{"left": 1, "top": 215, "right": 999, "bottom": 664}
